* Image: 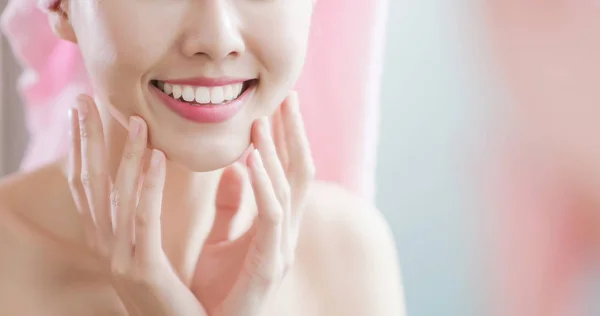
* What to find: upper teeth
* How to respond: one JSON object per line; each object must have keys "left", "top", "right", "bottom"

{"left": 158, "top": 81, "right": 244, "bottom": 105}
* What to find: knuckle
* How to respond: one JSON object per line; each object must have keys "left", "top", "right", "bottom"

{"left": 80, "top": 170, "right": 92, "bottom": 187}
{"left": 128, "top": 269, "right": 152, "bottom": 285}
{"left": 264, "top": 207, "right": 283, "bottom": 226}
{"left": 276, "top": 184, "right": 292, "bottom": 205}
{"left": 135, "top": 210, "right": 149, "bottom": 227}
{"left": 110, "top": 260, "right": 130, "bottom": 278}
{"left": 142, "top": 179, "right": 157, "bottom": 191}
{"left": 243, "top": 256, "right": 277, "bottom": 287}
{"left": 80, "top": 169, "right": 106, "bottom": 188}
{"left": 110, "top": 190, "right": 122, "bottom": 209}
{"left": 79, "top": 126, "right": 89, "bottom": 139}
{"left": 123, "top": 147, "right": 144, "bottom": 161}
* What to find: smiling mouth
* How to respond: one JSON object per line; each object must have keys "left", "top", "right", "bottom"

{"left": 150, "top": 79, "right": 257, "bottom": 106}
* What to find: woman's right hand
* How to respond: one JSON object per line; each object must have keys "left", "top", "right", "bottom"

{"left": 67, "top": 95, "right": 205, "bottom": 316}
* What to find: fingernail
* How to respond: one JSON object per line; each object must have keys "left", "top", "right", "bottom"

{"left": 129, "top": 117, "right": 141, "bottom": 140}
{"left": 76, "top": 96, "right": 88, "bottom": 120}
{"left": 151, "top": 149, "right": 163, "bottom": 168}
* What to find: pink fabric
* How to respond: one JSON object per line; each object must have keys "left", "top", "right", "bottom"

{"left": 0, "top": 0, "right": 388, "bottom": 200}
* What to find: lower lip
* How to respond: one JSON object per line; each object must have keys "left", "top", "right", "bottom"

{"left": 150, "top": 83, "right": 254, "bottom": 123}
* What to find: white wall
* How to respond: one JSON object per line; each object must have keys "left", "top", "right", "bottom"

{"left": 376, "top": 1, "right": 483, "bottom": 315}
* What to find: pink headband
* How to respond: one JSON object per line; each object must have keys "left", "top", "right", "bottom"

{"left": 1, "top": 0, "right": 388, "bottom": 201}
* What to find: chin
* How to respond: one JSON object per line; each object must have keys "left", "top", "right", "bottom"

{"left": 157, "top": 139, "right": 251, "bottom": 172}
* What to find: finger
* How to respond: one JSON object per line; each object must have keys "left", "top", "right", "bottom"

{"left": 134, "top": 149, "right": 166, "bottom": 264}
{"left": 68, "top": 108, "right": 97, "bottom": 248}
{"left": 252, "top": 117, "right": 293, "bottom": 262}
{"left": 207, "top": 163, "right": 247, "bottom": 243}
{"left": 246, "top": 149, "right": 282, "bottom": 276}
{"left": 77, "top": 95, "right": 113, "bottom": 249}
{"left": 221, "top": 150, "right": 283, "bottom": 315}
{"left": 281, "top": 92, "right": 315, "bottom": 209}
{"left": 252, "top": 117, "right": 291, "bottom": 210}
{"left": 112, "top": 117, "right": 148, "bottom": 270}
{"left": 272, "top": 108, "right": 289, "bottom": 172}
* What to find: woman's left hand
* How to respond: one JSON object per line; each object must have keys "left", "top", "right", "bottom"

{"left": 191, "top": 91, "right": 316, "bottom": 315}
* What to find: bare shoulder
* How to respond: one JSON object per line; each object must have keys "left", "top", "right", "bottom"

{"left": 0, "top": 163, "right": 79, "bottom": 241}
{"left": 297, "top": 181, "right": 406, "bottom": 316}
{"left": 0, "top": 163, "right": 82, "bottom": 272}
{"left": 0, "top": 166, "right": 65, "bottom": 313}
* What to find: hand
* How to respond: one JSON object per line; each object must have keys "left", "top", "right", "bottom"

{"left": 68, "top": 95, "right": 206, "bottom": 316}
{"left": 191, "top": 91, "right": 316, "bottom": 316}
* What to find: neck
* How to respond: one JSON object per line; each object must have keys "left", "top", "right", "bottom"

{"left": 98, "top": 104, "right": 225, "bottom": 282}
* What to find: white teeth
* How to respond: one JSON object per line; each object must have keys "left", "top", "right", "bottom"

{"left": 163, "top": 83, "right": 172, "bottom": 95}
{"left": 195, "top": 87, "right": 211, "bottom": 104}
{"left": 172, "top": 85, "right": 182, "bottom": 100}
{"left": 211, "top": 87, "right": 225, "bottom": 104}
{"left": 224, "top": 85, "right": 234, "bottom": 101}
{"left": 158, "top": 81, "right": 247, "bottom": 104}
{"left": 182, "top": 86, "right": 195, "bottom": 102}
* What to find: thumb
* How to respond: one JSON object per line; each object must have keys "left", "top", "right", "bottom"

{"left": 206, "top": 163, "right": 247, "bottom": 243}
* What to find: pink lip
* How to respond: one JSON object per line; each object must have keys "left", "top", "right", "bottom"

{"left": 150, "top": 82, "right": 255, "bottom": 124}
{"left": 160, "top": 77, "right": 251, "bottom": 87}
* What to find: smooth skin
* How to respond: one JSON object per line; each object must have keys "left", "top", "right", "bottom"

{"left": 0, "top": 92, "right": 404, "bottom": 316}
{"left": 68, "top": 92, "right": 313, "bottom": 315}
{"left": 0, "top": 0, "right": 405, "bottom": 314}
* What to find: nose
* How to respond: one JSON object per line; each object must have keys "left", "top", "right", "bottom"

{"left": 180, "top": 1, "right": 245, "bottom": 61}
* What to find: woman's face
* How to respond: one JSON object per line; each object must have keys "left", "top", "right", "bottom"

{"left": 64, "top": 0, "right": 313, "bottom": 171}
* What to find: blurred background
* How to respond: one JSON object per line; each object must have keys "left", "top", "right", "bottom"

{"left": 2, "top": 0, "right": 599, "bottom": 315}
{"left": 376, "top": 1, "right": 484, "bottom": 315}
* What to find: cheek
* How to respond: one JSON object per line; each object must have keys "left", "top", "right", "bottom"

{"left": 71, "top": 2, "right": 172, "bottom": 104}
{"left": 244, "top": 3, "right": 312, "bottom": 84}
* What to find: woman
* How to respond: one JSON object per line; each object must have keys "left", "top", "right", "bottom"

{"left": 0, "top": 0, "right": 404, "bottom": 315}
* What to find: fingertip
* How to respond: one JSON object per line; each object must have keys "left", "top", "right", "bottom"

{"left": 129, "top": 116, "right": 147, "bottom": 130}
{"left": 224, "top": 162, "right": 246, "bottom": 180}
{"left": 150, "top": 149, "right": 165, "bottom": 170}
{"left": 76, "top": 94, "right": 95, "bottom": 119}
{"left": 289, "top": 90, "right": 298, "bottom": 101}
{"left": 284, "top": 91, "right": 299, "bottom": 112}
